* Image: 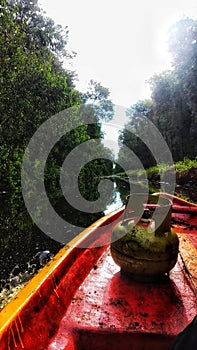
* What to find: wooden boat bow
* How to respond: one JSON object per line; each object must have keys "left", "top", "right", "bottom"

{"left": 0, "top": 193, "right": 197, "bottom": 350}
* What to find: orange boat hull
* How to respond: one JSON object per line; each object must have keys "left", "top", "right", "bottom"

{"left": 0, "top": 193, "right": 197, "bottom": 350}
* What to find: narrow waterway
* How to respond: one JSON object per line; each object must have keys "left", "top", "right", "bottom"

{"left": 0, "top": 178, "right": 196, "bottom": 291}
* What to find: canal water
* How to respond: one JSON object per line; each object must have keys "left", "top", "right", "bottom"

{"left": 0, "top": 178, "right": 196, "bottom": 289}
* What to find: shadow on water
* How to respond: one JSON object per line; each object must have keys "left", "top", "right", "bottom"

{"left": 0, "top": 193, "right": 62, "bottom": 285}
{"left": 0, "top": 176, "right": 196, "bottom": 290}
{"left": 0, "top": 178, "right": 115, "bottom": 285}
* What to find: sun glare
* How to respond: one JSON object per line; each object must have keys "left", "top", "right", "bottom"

{"left": 38, "top": 0, "right": 196, "bottom": 107}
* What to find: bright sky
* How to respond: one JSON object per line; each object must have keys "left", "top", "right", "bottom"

{"left": 39, "top": 0, "right": 196, "bottom": 108}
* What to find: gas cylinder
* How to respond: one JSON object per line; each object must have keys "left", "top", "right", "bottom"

{"left": 110, "top": 194, "right": 179, "bottom": 281}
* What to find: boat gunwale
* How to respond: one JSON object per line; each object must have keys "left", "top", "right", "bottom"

{"left": 0, "top": 193, "right": 197, "bottom": 349}
{"left": 1, "top": 192, "right": 197, "bottom": 331}
{"left": 0, "top": 206, "right": 123, "bottom": 335}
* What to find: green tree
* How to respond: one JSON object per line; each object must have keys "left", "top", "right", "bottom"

{"left": 148, "top": 18, "right": 197, "bottom": 161}
{"left": 0, "top": 0, "right": 80, "bottom": 191}
{"left": 83, "top": 80, "right": 114, "bottom": 121}
{"left": 169, "top": 18, "right": 197, "bottom": 115}
{"left": 169, "top": 18, "right": 197, "bottom": 158}
{"left": 116, "top": 99, "right": 155, "bottom": 170}
{"left": 0, "top": 0, "right": 114, "bottom": 209}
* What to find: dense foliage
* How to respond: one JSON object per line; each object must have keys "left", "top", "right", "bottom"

{"left": 0, "top": 0, "right": 114, "bottom": 199}
{"left": 117, "top": 18, "right": 197, "bottom": 170}
{"left": 0, "top": 0, "right": 116, "bottom": 287}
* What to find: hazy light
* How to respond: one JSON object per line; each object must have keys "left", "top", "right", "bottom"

{"left": 38, "top": 0, "right": 196, "bottom": 106}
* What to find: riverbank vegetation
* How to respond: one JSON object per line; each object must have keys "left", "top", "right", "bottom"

{"left": 116, "top": 17, "right": 197, "bottom": 171}
{"left": 115, "top": 157, "right": 197, "bottom": 182}
{"left": 1, "top": 2, "right": 196, "bottom": 197}
{"left": 0, "top": 0, "right": 114, "bottom": 199}
{"left": 114, "top": 157, "right": 197, "bottom": 202}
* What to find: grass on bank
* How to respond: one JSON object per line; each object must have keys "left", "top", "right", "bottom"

{"left": 116, "top": 157, "right": 197, "bottom": 180}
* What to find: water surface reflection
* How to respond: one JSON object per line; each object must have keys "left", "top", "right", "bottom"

{"left": 0, "top": 178, "right": 196, "bottom": 287}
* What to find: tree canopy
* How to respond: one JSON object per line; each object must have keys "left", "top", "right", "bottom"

{"left": 0, "top": 0, "right": 114, "bottom": 196}
{"left": 117, "top": 17, "right": 197, "bottom": 171}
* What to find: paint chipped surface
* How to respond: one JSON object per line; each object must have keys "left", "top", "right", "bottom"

{"left": 64, "top": 248, "right": 197, "bottom": 332}
{"left": 49, "top": 244, "right": 197, "bottom": 349}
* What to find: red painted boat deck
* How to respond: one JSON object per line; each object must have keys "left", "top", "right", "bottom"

{"left": 1, "top": 195, "right": 197, "bottom": 350}
{"left": 48, "top": 214, "right": 197, "bottom": 350}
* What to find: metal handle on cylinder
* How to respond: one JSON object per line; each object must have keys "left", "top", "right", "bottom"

{"left": 124, "top": 193, "right": 172, "bottom": 236}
